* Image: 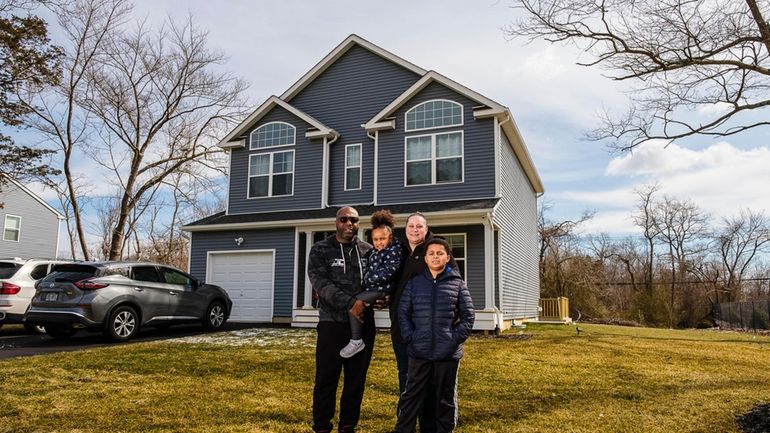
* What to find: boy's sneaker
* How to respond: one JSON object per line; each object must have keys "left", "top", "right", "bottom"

{"left": 339, "top": 339, "right": 365, "bottom": 358}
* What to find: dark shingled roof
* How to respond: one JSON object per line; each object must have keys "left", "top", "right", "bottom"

{"left": 183, "top": 198, "right": 499, "bottom": 228}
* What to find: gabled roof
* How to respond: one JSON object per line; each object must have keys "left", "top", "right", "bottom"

{"left": 363, "top": 71, "right": 544, "bottom": 194}
{"left": 364, "top": 70, "right": 506, "bottom": 130}
{"left": 1, "top": 175, "right": 65, "bottom": 220}
{"left": 217, "top": 96, "right": 338, "bottom": 149}
{"left": 280, "top": 34, "right": 427, "bottom": 102}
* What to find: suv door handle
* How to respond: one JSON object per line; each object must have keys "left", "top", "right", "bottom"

{"left": 169, "top": 291, "right": 177, "bottom": 296}
{"left": 134, "top": 287, "right": 144, "bottom": 292}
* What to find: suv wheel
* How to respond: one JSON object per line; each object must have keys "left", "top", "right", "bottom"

{"left": 46, "top": 325, "right": 77, "bottom": 339}
{"left": 203, "top": 300, "right": 226, "bottom": 331}
{"left": 105, "top": 305, "right": 139, "bottom": 342}
{"left": 24, "top": 323, "right": 47, "bottom": 334}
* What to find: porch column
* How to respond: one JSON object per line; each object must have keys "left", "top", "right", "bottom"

{"left": 484, "top": 217, "right": 496, "bottom": 310}
{"left": 303, "top": 230, "right": 314, "bottom": 307}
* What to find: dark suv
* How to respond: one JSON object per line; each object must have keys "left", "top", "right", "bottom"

{"left": 27, "top": 262, "right": 232, "bottom": 341}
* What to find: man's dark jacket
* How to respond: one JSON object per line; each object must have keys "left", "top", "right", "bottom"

{"left": 389, "top": 231, "right": 458, "bottom": 342}
{"left": 308, "top": 235, "right": 372, "bottom": 322}
{"left": 398, "top": 266, "right": 475, "bottom": 361}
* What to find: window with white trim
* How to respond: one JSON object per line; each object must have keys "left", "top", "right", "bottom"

{"left": 3, "top": 215, "right": 21, "bottom": 242}
{"left": 405, "top": 99, "right": 463, "bottom": 131}
{"left": 437, "top": 233, "right": 466, "bottom": 278}
{"left": 405, "top": 131, "right": 463, "bottom": 186}
{"left": 250, "top": 121, "right": 296, "bottom": 149}
{"left": 248, "top": 150, "right": 294, "bottom": 198}
{"left": 345, "top": 144, "right": 362, "bottom": 190}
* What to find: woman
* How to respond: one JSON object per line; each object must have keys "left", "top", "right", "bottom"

{"left": 388, "top": 212, "right": 458, "bottom": 433}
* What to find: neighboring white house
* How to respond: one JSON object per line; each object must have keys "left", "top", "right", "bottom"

{"left": 0, "top": 176, "right": 64, "bottom": 258}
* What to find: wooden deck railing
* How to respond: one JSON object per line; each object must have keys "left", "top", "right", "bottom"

{"left": 539, "top": 297, "right": 570, "bottom": 322}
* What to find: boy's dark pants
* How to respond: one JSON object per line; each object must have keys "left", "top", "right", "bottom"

{"left": 313, "top": 318, "right": 376, "bottom": 432}
{"left": 393, "top": 357, "right": 460, "bottom": 433}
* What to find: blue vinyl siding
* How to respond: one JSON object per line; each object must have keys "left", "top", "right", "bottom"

{"left": 228, "top": 106, "right": 323, "bottom": 214}
{"left": 377, "top": 81, "right": 497, "bottom": 205}
{"left": 189, "top": 228, "right": 295, "bottom": 317}
{"left": 289, "top": 45, "right": 421, "bottom": 206}
{"left": 496, "top": 132, "right": 539, "bottom": 319}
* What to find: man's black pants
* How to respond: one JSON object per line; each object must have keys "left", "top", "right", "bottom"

{"left": 393, "top": 357, "right": 460, "bottom": 433}
{"left": 313, "top": 317, "right": 376, "bottom": 432}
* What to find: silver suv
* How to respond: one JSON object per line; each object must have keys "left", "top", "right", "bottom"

{"left": 27, "top": 261, "right": 232, "bottom": 342}
{"left": 0, "top": 258, "right": 68, "bottom": 333}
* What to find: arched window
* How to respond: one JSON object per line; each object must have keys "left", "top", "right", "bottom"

{"left": 250, "top": 121, "right": 296, "bottom": 149}
{"left": 405, "top": 99, "right": 463, "bottom": 131}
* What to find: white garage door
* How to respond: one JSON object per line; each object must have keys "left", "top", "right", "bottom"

{"left": 208, "top": 251, "right": 274, "bottom": 322}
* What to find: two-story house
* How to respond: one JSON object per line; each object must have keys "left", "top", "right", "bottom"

{"left": 182, "top": 34, "right": 544, "bottom": 331}
{"left": 0, "top": 175, "right": 64, "bottom": 258}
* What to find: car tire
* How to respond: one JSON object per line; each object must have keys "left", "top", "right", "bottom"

{"left": 45, "top": 325, "right": 77, "bottom": 339}
{"left": 203, "top": 300, "right": 226, "bottom": 331}
{"left": 104, "top": 305, "right": 139, "bottom": 342}
{"left": 24, "top": 323, "right": 47, "bottom": 334}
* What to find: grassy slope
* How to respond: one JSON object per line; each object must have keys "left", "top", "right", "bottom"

{"left": 1, "top": 324, "right": 769, "bottom": 432}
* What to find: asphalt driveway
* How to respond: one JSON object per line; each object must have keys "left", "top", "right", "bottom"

{"left": 0, "top": 322, "right": 265, "bottom": 358}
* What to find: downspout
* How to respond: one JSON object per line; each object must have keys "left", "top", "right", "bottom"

{"left": 495, "top": 115, "right": 509, "bottom": 199}
{"left": 323, "top": 133, "right": 339, "bottom": 208}
{"left": 368, "top": 130, "right": 378, "bottom": 205}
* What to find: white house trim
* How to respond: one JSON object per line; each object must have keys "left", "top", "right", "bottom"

{"left": 344, "top": 143, "right": 363, "bottom": 191}
{"left": 364, "top": 71, "right": 506, "bottom": 130}
{"left": 404, "top": 99, "right": 464, "bottom": 132}
{"left": 218, "top": 96, "right": 337, "bottom": 148}
{"left": 361, "top": 71, "right": 544, "bottom": 194}
{"left": 3, "top": 214, "right": 21, "bottom": 242}
{"left": 403, "top": 130, "right": 465, "bottom": 187}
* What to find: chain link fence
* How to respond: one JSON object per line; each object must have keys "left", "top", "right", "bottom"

{"left": 714, "top": 300, "right": 770, "bottom": 331}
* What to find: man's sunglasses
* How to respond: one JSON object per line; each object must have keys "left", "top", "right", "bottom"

{"left": 337, "top": 216, "right": 360, "bottom": 224}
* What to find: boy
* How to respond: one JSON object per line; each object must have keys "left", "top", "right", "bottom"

{"left": 393, "top": 238, "right": 475, "bottom": 433}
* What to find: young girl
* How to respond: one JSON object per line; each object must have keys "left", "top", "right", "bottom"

{"left": 340, "top": 209, "right": 404, "bottom": 358}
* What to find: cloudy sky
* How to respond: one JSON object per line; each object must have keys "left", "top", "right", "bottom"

{"left": 32, "top": 0, "right": 770, "bottom": 239}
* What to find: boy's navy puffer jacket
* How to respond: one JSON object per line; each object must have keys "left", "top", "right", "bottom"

{"left": 398, "top": 266, "right": 475, "bottom": 361}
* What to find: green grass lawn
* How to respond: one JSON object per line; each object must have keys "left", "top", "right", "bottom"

{"left": 1, "top": 323, "right": 769, "bottom": 432}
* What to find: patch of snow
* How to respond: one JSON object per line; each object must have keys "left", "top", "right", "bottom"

{"left": 166, "top": 327, "right": 316, "bottom": 348}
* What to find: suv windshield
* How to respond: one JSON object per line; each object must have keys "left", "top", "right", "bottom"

{"left": 41, "top": 264, "right": 99, "bottom": 284}
{"left": 0, "top": 262, "right": 22, "bottom": 279}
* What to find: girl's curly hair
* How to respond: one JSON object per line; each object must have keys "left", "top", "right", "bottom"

{"left": 371, "top": 209, "right": 396, "bottom": 232}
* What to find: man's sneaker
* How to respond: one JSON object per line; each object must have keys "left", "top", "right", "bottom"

{"left": 339, "top": 339, "right": 365, "bottom": 358}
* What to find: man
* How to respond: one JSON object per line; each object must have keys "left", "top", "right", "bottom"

{"left": 308, "top": 206, "right": 374, "bottom": 433}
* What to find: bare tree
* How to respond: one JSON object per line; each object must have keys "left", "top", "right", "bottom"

{"left": 505, "top": 0, "right": 770, "bottom": 151}
{"left": 81, "top": 14, "right": 248, "bottom": 260}
{"left": 653, "top": 196, "right": 710, "bottom": 327}
{"left": 20, "top": 0, "right": 130, "bottom": 260}
{"left": 632, "top": 184, "right": 662, "bottom": 295}
{"left": 21, "top": 0, "right": 248, "bottom": 259}
{"left": 716, "top": 209, "right": 770, "bottom": 301}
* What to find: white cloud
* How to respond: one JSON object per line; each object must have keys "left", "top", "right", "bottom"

{"left": 697, "top": 102, "right": 733, "bottom": 116}
{"left": 578, "top": 210, "right": 637, "bottom": 235}
{"left": 559, "top": 140, "right": 770, "bottom": 235}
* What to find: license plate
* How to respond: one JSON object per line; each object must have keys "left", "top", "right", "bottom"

{"left": 44, "top": 292, "right": 58, "bottom": 302}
